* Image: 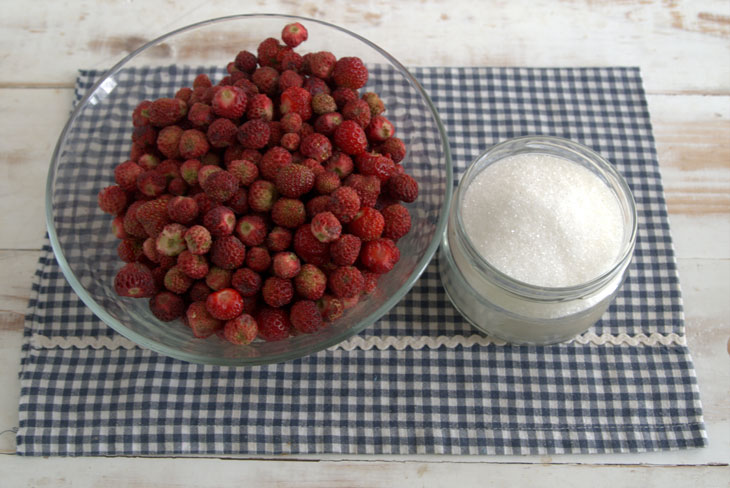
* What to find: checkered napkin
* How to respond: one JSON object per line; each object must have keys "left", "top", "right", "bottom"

{"left": 17, "top": 66, "right": 707, "bottom": 455}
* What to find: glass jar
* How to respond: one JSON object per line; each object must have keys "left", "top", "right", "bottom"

{"left": 439, "top": 136, "right": 637, "bottom": 345}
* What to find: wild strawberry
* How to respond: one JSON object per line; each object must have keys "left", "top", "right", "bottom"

{"left": 186, "top": 301, "right": 223, "bottom": 338}
{"left": 142, "top": 236, "right": 162, "bottom": 263}
{"left": 328, "top": 266, "right": 364, "bottom": 298}
{"left": 236, "top": 214, "right": 267, "bottom": 246}
{"left": 206, "top": 118, "right": 238, "bottom": 148}
{"left": 280, "top": 87, "right": 313, "bottom": 121}
{"left": 177, "top": 251, "right": 208, "bottom": 279}
{"left": 149, "top": 98, "right": 187, "bottom": 127}
{"left": 197, "top": 165, "right": 222, "bottom": 187}
{"left": 149, "top": 291, "right": 186, "bottom": 321}
{"left": 248, "top": 179, "right": 278, "bottom": 212}
{"left": 382, "top": 203, "right": 411, "bottom": 240}
{"left": 167, "top": 196, "right": 198, "bottom": 224}
{"left": 314, "top": 171, "right": 341, "bottom": 195}
{"left": 132, "top": 125, "right": 157, "bottom": 147}
{"left": 307, "top": 51, "right": 336, "bottom": 80}
{"left": 272, "top": 252, "right": 301, "bottom": 279}
{"left": 156, "top": 125, "right": 183, "bottom": 159}
{"left": 301, "top": 158, "right": 325, "bottom": 176}
{"left": 360, "top": 238, "right": 400, "bottom": 273}
{"left": 231, "top": 267, "right": 262, "bottom": 297}
{"left": 223, "top": 314, "right": 258, "bottom": 345}
{"left": 202, "top": 170, "right": 239, "bottom": 202}
{"left": 187, "top": 281, "right": 211, "bottom": 303}
{"left": 345, "top": 174, "right": 381, "bottom": 207}
{"left": 348, "top": 207, "right": 384, "bottom": 241}
{"left": 271, "top": 197, "right": 306, "bottom": 229}
{"left": 387, "top": 173, "right": 419, "bottom": 202}
{"left": 188, "top": 102, "right": 215, "bottom": 127}
{"left": 206, "top": 266, "right": 232, "bottom": 291}
{"left": 252, "top": 66, "right": 279, "bottom": 96}
{"left": 317, "top": 294, "right": 344, "bottom": 322}
{"left": 98, "top": 185, "right": 128, "bottom": 215}
{"left": 280, "top": 112, "right": 303, "bottom": 133}
{"left": 342, "top": 99, "right": 371, "bottom": 128}
{"left": 164, "top": 265, "right": 193, "bottom": 294}
{"left": 114, "top": 161, "right": 144, "bottom": 191}
{"left": 206, "top": 288, "right": 244, "bottom": 320}
{"left": 329, "top": 234, "right": 362, "bottom": 266}
{"left": 111, "top": 215, "right": 127, "bottom": 239}
{"left": 137, "top": 153, "right": 160, "bottom": 171}
{"left": 234, "top": 50, "right": 257, "bottom": 73}
{"left": 117, "top": 238, "right": 143, "bottom": 263}
{"left": 276, "top": 71, "right": 301, "bottom": 94}
{"left": 256, "top": 307, "right": 291, "bottom": 341}
{"left": 280, "top": 132, "right": 300, "bottom": 151}
{"left": 132, "top": 100, "right": 152, "bottom": 127}
{"left": 333, "top": 56, "right": 368, "bottom": 89}
{"left": 300, "top": 133, "right": 332, "bottom": 162}
{"left": 306, "top": 77, "right": 333, "bottom": 96}
{"left": 226, "top": 188, "right": 249, "bottom": 214}
{"left": 210, "top": 235, "right": 246, "bottom": 270}
{"left": 167, "top": 177, "right": 187, "bottom": 196}
{"left": 246, "top": 246, "right": 272, "bottom": 272}
{"left": 262, "top": 276, "right": 294, "bottom": 308}
{"left": 313, "top": 112, "right": 343, "bottom": 136}
{"left": 275, "top": 164, "right": 315, "bottom": 197}
{"left": 328, "top": 186, "right": 361, "bottom": 223}
{"left": 266, "top": 226, "right": 293, "bottom": 252}
{"left": 312, "top": 93, "right": 336, "bottom": 115}
{"left": 367, "top": 115, "right": 395, "bottom": 142}
{"left": 325, "top": 151, "right": 354, "bottom": 179}
{"left": 279, "top": 50, "right": 303, "bottom": 71}
{"left": 332, "top": 87, "right": 359, "bottom": 110}
{"left": 361, "top": 270, "right": 379, "bottom": 296}
{"left": 203, "top": 206, "right": 236, "bottom": 237}
{"left": 246, "top": 94, "right": 274, "bottom": 120}
{"left": 191, "top": 73, "right": 211, "bottom": 89}
{"left": 290, "top": 300, "right": 323, "bottom": 333}
{"left": 175, "top": 87, "right": 192, "bottom": 102}
{"left": 156, "top": 223, "right": 187, "bottom": 257}
{"left": 129, "top": 142, "right": 145, "bottom": 162}
{"left": 376, "top": 136, "right": 406, "bottom": 163}
{"left": 123, "top": 201, "right": 148, "bottom": 238}
{"left": 304, "top": 195, "right": 330, "bottom": 220}
{"left": 227, "top": 159, "right": 259, "bottom": 187}
{"left": 362, "top": 92, "right": 385, "bottom": 117}
{"left": 356, "top": 152, "right": 395, "bottom": 183}
{"left": 157, "top": 159, "right": 181, "bottom": 183}
{"left": 281, "top": 22, "right": 308, "bottom": 47}
{"left": 212, "top": 86, "right": 247, "bottom": 119}
{"left": 135, "top": 171, "right": 165, "bottom": 198}
{"left": 333, "top": 120, "right": 367, "bottom": 155}
{"left": 237, "top": 119, "right": 270, "bottom": 149}
{"left": 114, "top": 263, "right": 156, "bottom": 298}
{"left": 311, "top": 211, "right": 342, "bottom": 243}
{"left": 136, "top": 199, "right": 170, "bottom": 237}
{"left": 259, "top": 146, "right": 293, "bottom": 181}
{"left": 268, "top": 121, "right": 284, "bottom": 147}
{"left": 292, "top": 263, "right": 326, "bottom": 300}
{"left": 180, "top": 159, "right": 201, "bottom": 185}
{"left": 294, "top": 224, "right": 330, "bottom": 265}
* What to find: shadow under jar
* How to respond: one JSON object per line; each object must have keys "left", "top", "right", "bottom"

{"left": 439, "top": 136, "right": 637, "bottom": 345}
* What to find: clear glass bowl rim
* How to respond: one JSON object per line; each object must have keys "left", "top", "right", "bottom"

{"left": 45, "top": 13, "right": 454, "bottom": 365}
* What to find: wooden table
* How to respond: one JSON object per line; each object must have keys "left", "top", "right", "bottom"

{"left": 1, "top": 1, "right": 728, "bottom": 485}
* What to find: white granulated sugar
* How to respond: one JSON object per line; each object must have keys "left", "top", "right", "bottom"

{"left": 461, "top": 153, "right": 624, "bottom": 287}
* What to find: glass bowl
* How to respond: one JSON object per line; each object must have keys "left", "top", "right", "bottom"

{"left": 46, "top": 14, "right": 452, "bottom": 365}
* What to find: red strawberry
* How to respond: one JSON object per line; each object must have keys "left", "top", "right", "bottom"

{"left": 248, "top": 179, "right": 278, "bottom": 212}
{"left": 272, "top": 251, "right": 301, "bottom": 279}
{"left": 333, "top": 57, "right": 368, "bottom": 89}
{"left": 167, "top": 177, "right": 187, "bottom": 196}
{"left": 279, "top": 51, "right": 303, "bottom": 72}
{"left": 237, "top": 119, "right": 270, "bottom": 149}
{"left": 317, "top": 294, "right": 344, "bottom": 322}
{"left": 342, "top": 99, "right": 372, "bottom": 128}
{"left": 328, "top": 186, "right": 361, "bottom": 223}
{"left": 332, "top": 87, "right": 359, "bottom": 110}
{"left": 307, "top": 51, "right": 336, "bottom": 80}
{"left": 345, "top": 174, "right": 381, "bottom": 207}
{"left": 282, "top": 22, "right": 308, "bottom": 47}
{"left": 117, "top": 238, "right": 143, "bottom": 263}
{"left": 132, "top": 100, "right": 152, "bottom": 127}
{"left": 189, "top": 281, "right": 212, "bottom": 302}
{"left": 279, "top": 69, "right": 304, "bottom": 92}
{"left": 292, "top": 224, "right": 329, "bottom": 266}
{"left": 313, "top": 112, "right": 343, "bottom": 136}
{"left": 212, "top": 86, "right": 247, "bottom": 119}
{"left": 167, "top": 196, "right": 198, "bottom": 224}
{"left": 387, "top": 173, "right": 419, "bottom": 203}
{"left": 382, "top": 203, "right": 411, "bottom": 240}
{"left": 197, "top": 165, "right": 222, "bottom": 187}
{"left": 376, "top": 136, "right": 406, "bottom": 163}
{"left": 227, "top": 159, "right": 259, "bottom": 187}
{"left": 177, "top": 250, "right": 209, "bottom": 279}
{"left": 205, "top": 266, "right": 232, "bottom": 291}
{"left": 362, "top": 92, "right": 385, "bottom": 117}
{"left": 136, "top": 199, "right": 170, "bottom": 237}
{"left": 262, "top": 276, "right": 294, "bottom": 308}
{"left": 280, "top": 87, "right": 313, "bottom": 121}
{"left": 360, "top": 238, "right": 400, "bottom": 273}
{"left": 225, "top": 188, "right": 249, "bottom": 214}
{"left": 202, "top": 170, "right": 239, "bottom": 202}
{"left": 231, "top": 267, "right": 262, "bottom": 297}
{"left": 164, "top": 265, "right": 193, "bottom": 294}
{"left": 256, "top": 307, "right": 291, "bottom": 341}
{"left": 114, "top": 161, "right": 144, "bottom": 191}
{"left": 156, "top": 223, "right": 187, "bottom": 256}
{"left": 206, "top": 288, "right": 244, "bottom": 320}
{"left": 314, "top": 171, "right": 341, "bottom": 195}
{"left": 280, "top": 112, "right": 303, "bottom": 133}
{"left": 280, "top": 132, "right": 300, "bottom": 151}
{"left": 245, "top": 246, "right": 272, "bottom": 272}
{"left": 136, "top": 170, "right": 166, "bottom": 198}
{"left": 188, "top": 102, "right": 215, "bottom": 127}
{"left": 149, "top": 291, "right": 186, "bottom": 321}
{"left": 157, "top": 159, "right": 181, "bottom": 182}
{"left": 328, "top": 265, "right": 364, "bottom": 298}
{"left": 203, "top": 206, "right": 236, "bottom": 237}
{"left": 180, "top": 159, "right": 201, "bottom": 185}
{"left": 175, "top": 87, "right": 192, "bottom": 102}
{"left": 324, "top": 151, "right": 354, "bottom": 179}
{"left": 111, "top": 216, "right": 127, "bottom": 239}
{"left": 333, "top": 120, "right": 367, "bottom": 155}
{"left": 236, "top": 214, "right": 268, "bottom": 246}
{"left": 259, "top": 146, "right": 293, "bottom": 181}
{"left": 275, "top": 164, "right": 315, "bottom": 197}
{"left": 330, "top": 234, "right": 362, "bottom": 266}
{"left": 206, "top": 117, "right": 238, "bottom": 148}
{"left": 299, "top": 133, "right": 332, "bottom": 162}
{"left": 348, "top": 207, "right": 384, "bottom": 241}
{"left": 234, "top": 50, "right": 257, "bottom": 73}
{"left": 289, "top": 300, "right": 323, "bottom": 333}
{"left": 361, "top": 271, "right": 379, "bottom": 296}
{"left": 123, "top": 201, "right": 148, "bottom": 238}
{"left": 266, "top": 226, "right": 293, "bottom": 252}
{"left": 184, "top": 225, "right": 212, "bottom": 255}
{"left": 186, "top": 301, "right": 223, "bottom": 338}
{"left": 305, "top": 195, "right": 331, "bottom": 219}
{"left": 311, "top": 211, "right": 342, "bottom": 243}
{"left": 294, "top": 263, "right": 327, "bottom": 300}
{"left": 156, "top": 125, "right": 183, "bottom": 159}
{"left": 98, "top": 185, "right": 128, "bottom": 215}
{"left": 367, "top": 115, "right": 395, "bottom": 142}
{"left": 271, "top": 197, "right": 306, "bottom": 229}
{"left": 210, "top": 235, "right": 246, "bottom": 270}
{"left": 301, "top": 158, "right": 325, "bottom": 176}
{"left": 246, "top": 94, "right": 274, "bottom": 120}
{"left": 149, "top": 98, "right": 187, "bottom": 127}
{"left": 137, "top": 153, "right": 160, "bottom": 171}
{"left": 223, "top": 314, "right": 258, "bottom": 345}
{"left": 356, "top": 152, "right": 395, "bottom": 182}
{"left": 252, "top": 66, "right": 279, "bottom": 96}
{"left": 267, "top": 121, "right": 283, "bottom": 147}
{"left": 312, "top": 93, "right": 337, "bottom": 115}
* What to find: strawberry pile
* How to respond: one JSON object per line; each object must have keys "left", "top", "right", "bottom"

{"left": 98, "top": 22, "right": 418, "bottom": 345}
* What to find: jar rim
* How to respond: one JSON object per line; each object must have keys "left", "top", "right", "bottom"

{"left": 453, "top": 135, "right": 638, "bottom": 300}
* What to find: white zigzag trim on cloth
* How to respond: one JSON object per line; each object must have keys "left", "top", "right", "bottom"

{"left": 30, "top": 332, "right": 687, "bottom": 351}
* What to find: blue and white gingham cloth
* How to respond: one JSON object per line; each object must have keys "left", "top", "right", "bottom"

{"left": 17, "top": 66, "right": 707, "bottom": 455}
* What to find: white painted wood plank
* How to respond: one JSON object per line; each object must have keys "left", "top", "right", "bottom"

{"left": 0, "top": 0, "right": 728, "bottom": 94}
